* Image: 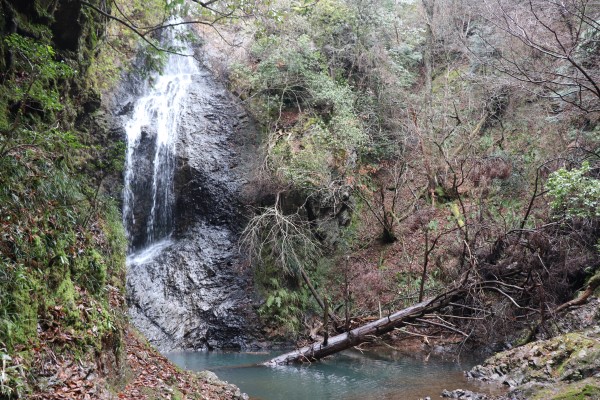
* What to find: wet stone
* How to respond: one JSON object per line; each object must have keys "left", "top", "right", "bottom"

{"left": 119, "top": 50, "right": 261, "bottom": 351}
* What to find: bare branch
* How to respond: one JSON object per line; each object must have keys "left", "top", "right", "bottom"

{"left": 81, "top": 1, "right": 196, "bottom": 58}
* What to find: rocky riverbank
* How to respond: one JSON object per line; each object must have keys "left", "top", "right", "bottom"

{"left": 117, "top": 327, "right": 247, "bottom": 400}
{"left": 463, "top": 298, "right": 600, "bottom": 400}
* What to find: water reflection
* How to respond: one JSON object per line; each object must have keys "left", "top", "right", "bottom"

{"left": 167, "top": 347, "right": 504, "bottom": 400}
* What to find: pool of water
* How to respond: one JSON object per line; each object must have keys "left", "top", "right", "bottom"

{"left": 167, "top": 347, "right": 505, "bottom": 400}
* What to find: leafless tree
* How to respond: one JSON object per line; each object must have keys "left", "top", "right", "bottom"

{"left": 475, "top": 0, "right": 600, "bottom": 112}
{"left": 241, "top": 193, "right": 341, "bottom": 324}
{"left": 356, "top": 160, "right": 419, "bottom": 243}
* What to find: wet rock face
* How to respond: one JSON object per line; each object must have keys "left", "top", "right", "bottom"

{"left": 51, "top": 0, "right": 83, "bottom": 51}
{"left": 173, "top": 79, "right": 248, "bottom": 234}
{"left": 123, "top": 69, "right": 260, "bottom": 352}
{"left": 127, "top": 225, "right": 254, "bottom": 351}
{"left": 125, "top": 126, "right": 159, "bottom": 251}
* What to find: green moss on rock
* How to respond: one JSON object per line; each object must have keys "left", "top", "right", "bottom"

{"left": 470, "top": 326, "right": 600, "bottom": 400}
{"left": 528, "top": 378, "right": 600, "bottom": 400}
{"left": 472, "top": 328, "right": 600, "bottom": 387}
{"left": 0, "top": 1, "right": 126, "bottom": 397}
{"left": 2, "top": 269, "right": 39, "bottom": 349}
{"left": 554, "top": 383, "right": 600, "bottom": 399}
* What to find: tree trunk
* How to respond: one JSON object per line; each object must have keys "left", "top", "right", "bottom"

{"left": 555, "top": 272, "right": 600, "bottom": 313}
{"left": 299, "top": 267, "right": 341, "bottom": 326}
{"left": 264, "top": 289, "right": 462, "bottom": 366}
{"left": 421, "top": 0, "right": 435, "bottom": 105}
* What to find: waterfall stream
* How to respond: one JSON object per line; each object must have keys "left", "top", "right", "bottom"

{"left": 123, "top": 29, "right": 199, "bottom": 252}
{"left": 117, "top": 29, "right": 259, "bottom": 351}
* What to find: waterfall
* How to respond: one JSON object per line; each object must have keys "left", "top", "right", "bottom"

{"left": 122, "top": 27, "right": 199, "bottom": 252}
{"left": 120, "top": 25, "right": 259, "bottom": 351}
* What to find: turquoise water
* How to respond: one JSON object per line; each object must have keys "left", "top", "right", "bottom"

{"left": 167, "top": 348, "right": 504, "bottom": 400}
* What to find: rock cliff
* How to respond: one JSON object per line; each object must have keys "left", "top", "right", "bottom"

{"left": 119, "top": 66, "right": 261, "bottom": 351}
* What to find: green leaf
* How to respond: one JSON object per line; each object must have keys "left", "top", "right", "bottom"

{"left": 266, "top": 295, "right": 274, "bottom": 308}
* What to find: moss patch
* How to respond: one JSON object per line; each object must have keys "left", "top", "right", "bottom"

{"left": 554, "top": 383, "right": 600, "bottom": 399}
{"left": 528, "top": 378, "right": 600, "bottom": 400}
{"left": 0, "top": 2, "right": 128, "bottom": 398}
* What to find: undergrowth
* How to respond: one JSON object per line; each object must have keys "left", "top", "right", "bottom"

{"left": 0, "top": 8, "right": 127, "bottom": 397}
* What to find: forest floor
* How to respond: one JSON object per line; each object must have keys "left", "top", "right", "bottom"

{"left": 28, "top": 326, "right": 246, "bottom": 400}
{"left": 115, "top": 328, "right": 246, "bottom": 400}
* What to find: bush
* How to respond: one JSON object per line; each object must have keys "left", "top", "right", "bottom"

{"left": 546, "top": 161, "right": 600, "bottom": 218}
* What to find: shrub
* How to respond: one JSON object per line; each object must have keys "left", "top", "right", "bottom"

{"left": 546, "top": 161, "right": 600, "bottom": 218}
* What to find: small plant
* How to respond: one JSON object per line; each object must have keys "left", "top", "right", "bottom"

{"left": 1, "top": 34, "right": 80, "bottom": 160}
{"left": 0, "top": 349, "right": 26, "bottom": 398}
{"left": 259, "top": 278, "right": 311, "bottom": 333}
{"left": 546, "top": 161, "right": 600, "bottom": 218}
{"left": 3, "top": 33, "right": 74, "bottom": 112}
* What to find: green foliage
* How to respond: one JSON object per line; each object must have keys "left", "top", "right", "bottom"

{"left": 270, "top": 119, "right": 333, "bottom": 189}
{"left": 0, "top": 8, "right": 128, "bottom": 396}
{"left": 86, "top": 43, "right": 125, "bottom": 92}
{"left": 546, "top": 162, "right": 600, "bottom": 218}
{"left": 0, "top": 349, "right": 26, "bottom": 398}
{"left": 4, "top": 33, "right": 74, "bottom": 114}
{"left": 233, "top": 31, "right": 368, "bottom": 192}
{"left": 86, "top": 0, "right": 177, "bottom": 91}
{"left": 0, "top": 149, "right": 126, "bottom": 394}
{"left": 0, "top": 262, "right": 39, "bottom": 351}
{"left": 230, "top": 0, "right": 425, "bottom": 193}
{"left": 0, "top": 152, "right": 125, "bottom": 340}
{"left": 258, "top": 277, "right": 312, "bottom": 333}
{"left": 307, "top": 0, "right": 357, "bottom": 43}
{"left": 0, "top": 34, "right": 85, "bottom": 162}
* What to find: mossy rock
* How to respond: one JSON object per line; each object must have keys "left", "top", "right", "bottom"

{"left": 55, "top": 274, "right": 77, "bottom": 309}
{"left": 527, "top": 378, "right": 600, "bottom": 400}
{"left": 1, "top": 271, "right": 40, "bottom": 348}
{"left": 72, "top": 249, "right": 107, "bottom": 295}
{"left": 470, "top": 327, "right": 600, "bottom": 388}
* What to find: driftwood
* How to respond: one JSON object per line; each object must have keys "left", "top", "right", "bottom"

{"left": 555, "top": 272, "right": 600, "bottom": 313}
{"left": 264, "top": 289, "right": 463, "bottom": 366}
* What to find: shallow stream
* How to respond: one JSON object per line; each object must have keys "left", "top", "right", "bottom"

{"left": 168, "top": 347, "right": 505, "bottom": 400}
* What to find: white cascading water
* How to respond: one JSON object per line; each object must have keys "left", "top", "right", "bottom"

{"left": 122, "top": 24, "right": 259, "bottom": 351}
{"left": 122, "top": 25, "right": 199, "bottom": 252}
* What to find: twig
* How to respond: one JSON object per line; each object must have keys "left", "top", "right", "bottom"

{"left": 394, "top": 327, "right": 435, "bottom": 339}
{"left": 415, "top": 318, "right": 468, "bottom": 337}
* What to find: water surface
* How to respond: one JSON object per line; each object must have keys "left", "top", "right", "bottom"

{"left": 167, "top": 347, "right": 504, "bottom": 400}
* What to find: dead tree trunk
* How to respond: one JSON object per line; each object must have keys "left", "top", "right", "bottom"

{"left": 299, "top": 268, "right": 341, "bottom": 326}
{"left": 555, "top": 272, "right": 600, "bottom": 313}
{"left": 264, "top": 289, "right": 462, "bottom": 366}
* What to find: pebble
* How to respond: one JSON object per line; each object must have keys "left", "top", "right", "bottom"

{"left": 441, "top": 388, "right": 489, "bottom": 399}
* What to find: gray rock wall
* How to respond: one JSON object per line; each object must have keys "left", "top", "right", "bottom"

{"left": 122, "top": 68, "right": 261, "bottom": 351}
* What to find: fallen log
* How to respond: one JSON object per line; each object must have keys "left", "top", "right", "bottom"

{"left": 555, "top": 272, "right": 600, "bottom": 313}
{"left": 264, "top": 289, "right": 463, "bottom": 366}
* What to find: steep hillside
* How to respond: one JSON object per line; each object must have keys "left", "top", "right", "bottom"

{"left": 218, "top": 0, "right": 599, "bottom": 346}
{"left": 0, "top": 1, "right": 128, "bottom": 396}
{"left": 0, "top": 1, "right": 245, "bottom": 398}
